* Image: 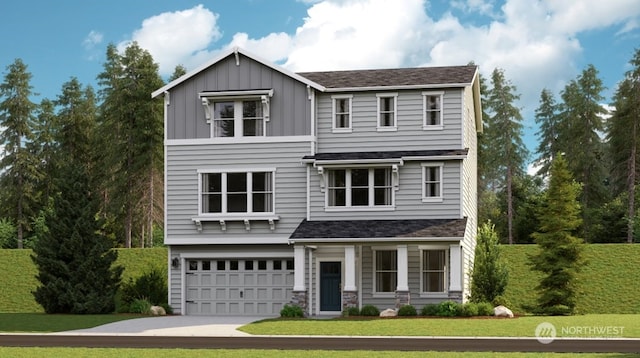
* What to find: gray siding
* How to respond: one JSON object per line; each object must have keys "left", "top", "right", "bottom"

{"left": 315, "top": 89, "right": 463, "bottom": 152}
{"left": 166, "top": 141, "right": 310, "bottom": 241}
{"left": 308, "top": 161, "right": 462, "bottom": 220}
{"left": 166, "top": 54, "right": 312, "bottom": 140}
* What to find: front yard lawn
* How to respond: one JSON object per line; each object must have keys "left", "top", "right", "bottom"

{"left": 239, "top": 314, "right": 639, "bottom": 338}
{"left": 0, "top": 313, "right": 139, "bottom": 332}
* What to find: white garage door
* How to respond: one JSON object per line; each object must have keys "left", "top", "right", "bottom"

{"left": 185, "top": 258, "right": 294, "bottom": 315}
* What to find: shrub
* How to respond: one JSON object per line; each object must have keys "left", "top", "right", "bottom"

{"left": 461, "top": 302, "right": 479, "bottom": 317}
{"left": 397, "top": 304, "right": 417, "bottom": 316}
{"left": 129, "top": 298, "right": 152, "bottom": 314}
{"left": 343, "top": 306, "right": 360, "bottom": 317}
{"left": 492, "top": 295, "right": 511, "bottom": 308}
{"left": 470, "top": 221, "right": 509, "bottom": 303}
{"left": 118, "top": 267, "right": 167, "bottom": 313}
{"left": 421, "top": 304, "right": 439, "bottom": 316}
{"left": 159, "top": 302, "right": 174, "bottom": 315}
{"left": 360, "top": 304, "right": 380, "bottom": 316}
{"left": 476, "top": 302, "right": 494, "bottom": 316}
{"left": 280, "top": 304, "right": 304, "bottom": 318}
{"left": 437, "top": 300, "right": 462, "bottom": 317}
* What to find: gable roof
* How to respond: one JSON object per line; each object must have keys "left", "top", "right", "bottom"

{"left": 289, "top": 218, "right": 467, "bottom": 243}
{"left": 297, "top": 65, "right": 478, "bottom": 91}
{"left": 151, "top": 47, "right": 326, "bottom": 98}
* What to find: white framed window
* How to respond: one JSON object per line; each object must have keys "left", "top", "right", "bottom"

{"left": 326, "top": 168, "right": 393, "bottom": 208}
{"left": 199, "top": 170, "right": 274, "bottom": 215}
{"left": 377, "top": 93, "right": 397, "bottom": 131}
{"left": 211, "top": 99, "right": 265, "bottom": 137}
{"left": 420, "top": 248, "right": 448, "bottom": 294}
{"left": 421, "top": 163, "right": 443, "bottom": 202}
{"left": 332, "top": 95, "right": 352, "bottom": 132}
{"left": 374, "top": 249, "right": 397, "bottom": 293}
{"left": 201, "top": 90, "right": 272, "bottom": 138}
{"left": 422, "top": 91, "right": 444, "bottom": 130}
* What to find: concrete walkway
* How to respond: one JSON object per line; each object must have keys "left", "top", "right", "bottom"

{"left": 51, "top": 315, "right": 269, "bottom": 337}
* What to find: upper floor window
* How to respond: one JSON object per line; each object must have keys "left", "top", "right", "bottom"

{"left": 326, "top": 167, "right": 393, "bottom": 208}
{"left": 377, "top": 93, "right": 397, "bottom": 131}
{"left": 212, "top": 99, "right": 264, "bottom": 137}
{"left": 375, "top": 250, "right": 397, "bottom": 293}
{"left": 421, "top": 249, "right": 447, "bottom": 293}
{"left": 332, "top": 95, "right": 352, "bottom": 132}
{"left": 200, "top": 170, "right": 274, "bottom": 215}
{"left": 422, "top": 163, "right": 443, "bottom": 202}
{"left": 201, "top": 89, "right": 272, "bottom": 139}
{"left": 422, "top": 91, "right": 443, "bottom": 129}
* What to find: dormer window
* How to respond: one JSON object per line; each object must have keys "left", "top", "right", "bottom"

{"left": 201, "top": 89, "right": 272, "bottom": 138}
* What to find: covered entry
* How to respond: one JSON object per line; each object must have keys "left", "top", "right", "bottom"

{"left": 185, "top": 258, "right": 294, "bottom": 315}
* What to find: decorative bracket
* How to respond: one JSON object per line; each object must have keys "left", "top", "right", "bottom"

{"left": 219, "top": 220, "right": 226, "bottom": 231}
{"left": 268, "top": 219, "right": 275, "bottom": 231}
{"left": 392, "top": 164, "right": 400, "bottom": 190}
{"left": 234, "top": 48, "right": 240, "bottom": 66}
{"left": 244, "top": 219, "right": 251, "bottom": 231}
{"left": 201, "top": 97, "right": 211, "bottom": 121}
{"left": 316, "top": 166, "right": 325, "bottom": 192}
{"left": 261, "top": 95, "right": 270, "bottom": 122}
{"left": 194, "top": 219, "right": 203, "bottom": 232}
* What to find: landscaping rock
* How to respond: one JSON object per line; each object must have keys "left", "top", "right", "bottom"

{"left": 380, "top": 308, "right": 397, "bottom": 317}
{"left": 150, "top": 305, "right": 167, "bottom": 316}
{"left": 493, "top": 305, "right": 514, "bottom": 318}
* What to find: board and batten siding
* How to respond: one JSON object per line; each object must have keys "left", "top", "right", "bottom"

{"left": 308, "top": 161, "right": 462, "bottom": 221}
{"left": 315, "top": 89, "right": 464, "bottom": 153}
{"left": 165, "top": 53, "right": 312, "bottom": 140}
{"left": 165, "top": 141, "right": 310, "bottom": 242}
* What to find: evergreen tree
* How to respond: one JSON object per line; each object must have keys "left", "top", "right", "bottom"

{"left": 470, "top": 221, "right": 508, "bottom": 303}
{"left": 0, "top": 59, "right": 41, "bottom": 248}
{"left": 97, "top": 42, "right": 164, "bottom": 247}
{"left": 169, "top": 64, "right": 187, "bottom": 82}
{"left": 607, "top": 48, "right": 640, "bottom": 243}
{"left": 529, "top": 155, "right": 584, "bottom": 315}
{"left": 557, "top": 65, "right": 608, "bottom": 241}
{"left": 32, "top": 160, "right": 123, "bottom": 313}
{"left": 534, "top": 89, "right": 560, "bottom": 177}
{"left": 483, "top": 68, "right": 529, "bottom": 244}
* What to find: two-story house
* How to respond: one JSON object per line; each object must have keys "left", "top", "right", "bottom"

{"left": 152, "top": 47, "right": 481, "bottom": 316}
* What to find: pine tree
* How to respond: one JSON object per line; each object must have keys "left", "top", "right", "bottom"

{"left": 607, "top": 48, "right": 640, "bottom": 243}
{"left": 483, "top": 68, "right": 529, "bottom": 244}
{"left": 470, "top": 221, "right": 509, "bottom": 303}
{"left": 0, "top": 59, "right": 41, "bottom": 248}
{"left": 529, "top": 155, "right": 584, "bottom": 315}
{"left": 534, "top": 89, "right": 560, "bottom": 177}
{"left": 96, "top": 43, "right": 164, "bottom": 247}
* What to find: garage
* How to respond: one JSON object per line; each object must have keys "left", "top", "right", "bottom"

{"left": 185, "top": 258, "right": 294, "bottom": 315}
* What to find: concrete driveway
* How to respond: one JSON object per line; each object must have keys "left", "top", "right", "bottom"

{"left": 52, "top": 315, "right": 270, "bottom": 337}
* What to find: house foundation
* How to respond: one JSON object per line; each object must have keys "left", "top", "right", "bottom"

{"left": 342, "top": 290, "right": 358, "bottom": 311}
{"left": 291, "top": 290, "right": 308, "bottom": 316}
{"left": 395, "top": 290, "right": 411, "bottom": 308}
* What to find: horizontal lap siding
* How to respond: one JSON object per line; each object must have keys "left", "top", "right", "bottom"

{"left": 316, "top": 90, "right": 463, "bottom": 152}
{"left": 308, "top": 161, "right": 461, "bottom": 220}
{"left": 166, "top": 54, "right": 311, "bottom": 140}
{"left": 166, "top": 141, "right": 310, "bottom": 240}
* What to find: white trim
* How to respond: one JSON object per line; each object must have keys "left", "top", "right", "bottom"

{"left": 324, "top": 206, "right": 395, "bottom": 212}
{"left": 324, "top": 167, "right": 395, "bottom": 209}
{"left": 294, "top": 245, "right": 306, "bottom": 291}
{"left": 305, "top": 158, "right": 404, "bottom": 166}
{"left": 199, "top": 89, "right": 274, "bottom": 99}
{"left": 152, "top": 46, "right": 325, "bottom": 98}
{"left": 178, "top": 250, "right": 294, "bottom": 259}
{"left": 422, "top": 91, "right": 444, "bottom": 129}
{"left": 166, "top": 236, "right": 290, "bottom": 245}
{"left": 421, "top": 162, "right": 444, "bottom": 202}
{"left": 449, "top": 244, "right": 463, "bottom": 292}
{"left": 344, "top": 246, "right": 357, "bottom": 291}
{"left": 166, "top": 135, "right": 314, "bottom": 146}
{"left": 376, "top": 92, "right": 397, "bottom": 131}
{"left": 196, "top": 170, "right": 276, "bottom": 217}
{"left": 197, "top": 167, "right": 277, "bottom": 173}
{"left": 372, "top": 247, "right": 398, "bottom": 294}
{"left": 331, "top": 94, "right": 353, "bottom": 132}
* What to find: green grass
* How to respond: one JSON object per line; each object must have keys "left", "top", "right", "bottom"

{"left": 240, "top": 315, "right": 640, "bottom": 338}
{"left": 0, "top": 313, "right": 140, "bottom": 332}
{"left": 0, "top": 248, "right": 167, "bottom": 313}
{"left": 0, "top": 349, "right": 630, "bottom": 358}
{"left": 501, "top": 244, "right": 640, "bottom": 314}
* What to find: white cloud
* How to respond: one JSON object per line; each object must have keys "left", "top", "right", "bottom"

{"left": 120, "top": 5, "right": 221, "bottom": 75}
{"left": 83, "top": 30, "right": 103, "bottom": 49}
{"left": 224, "top": 32, "right": 292, "bottom": 63}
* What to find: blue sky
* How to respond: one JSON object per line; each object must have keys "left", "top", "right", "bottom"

{"left": 1, "top": 0, "right": 639, "bottom": 166}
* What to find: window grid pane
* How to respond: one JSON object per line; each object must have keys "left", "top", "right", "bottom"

{"left": 328, "top": 169, "right": 346, "bottom": 206}
{"left": 425, "top": 95, "right": 441, "bottom": 125}
{"left": 375, "top": 250, "right": 397, "bottom": 293}
{"left": 379, "top": 97, "right": 395, "bottom": 127}
{"left": 351, "top": 169, "right": 369, "bottom": 206}
{"left": 335, "top": 98, "right": 350, "bottom": 128}
{"left": 243, "top": 100, "right": 264, "bottom": 136}
{"left": 200, "top": 171, "right": 273, "bottom": 214}
{"left": 373, "top": 168, "right": 392, "bottom": 205}
{"left": 424, "top": 166, "right": 441, "bottom": 197}
{"left": 213, "top": 102, "right": 235, "bottom": 137}
{"left": 423, "top": 250, "right": 446, "bottom": 292}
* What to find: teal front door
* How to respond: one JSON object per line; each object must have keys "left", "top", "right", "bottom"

{"left": 320, "top": 261, "right": 341, "bottom": 311}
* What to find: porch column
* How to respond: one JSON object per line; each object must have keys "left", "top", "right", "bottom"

{"left": 449, "top": 244, "right": 463, "bottom": 301}
{"left": 342, "top": 245, "right": 358, "bottom": 310}
{"left": 291, "top": 245, "right": 308, "bottom": 313}
{"left": 395, "top": 245, "right": 410, "bottom": 308}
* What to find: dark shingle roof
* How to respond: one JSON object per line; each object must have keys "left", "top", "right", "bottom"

{"left": 303, "top": 149, "right": 468, "bottom": 161}
{"left": 298, "top": 66, "right": 477, "bottom": 89}
{"left": 290, "top": 218, "right": 467, "bottom": 239}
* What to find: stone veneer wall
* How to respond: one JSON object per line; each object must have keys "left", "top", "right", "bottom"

{"left": 395, "top": 290, "right": 411, "bottom": 308}
{"left": 342, "top": 290, "right": 358, "bottom": 311}
{"left": 291, "top": 290, "right": 308, "bottom": 315}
